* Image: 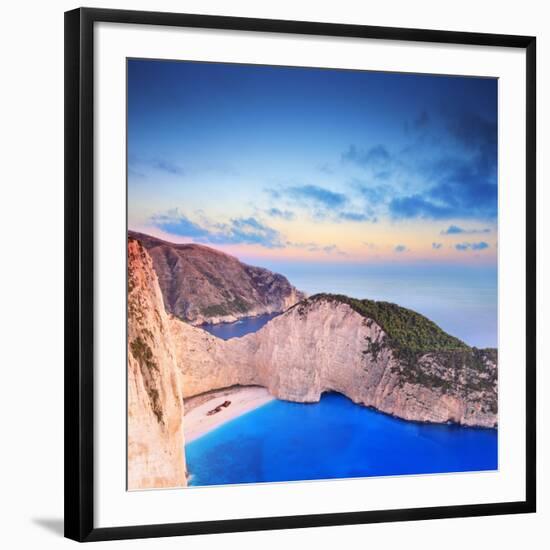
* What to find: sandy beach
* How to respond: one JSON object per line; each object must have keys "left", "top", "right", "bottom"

{"left": 183, "top": 386, "right": 274, "bottom": 443}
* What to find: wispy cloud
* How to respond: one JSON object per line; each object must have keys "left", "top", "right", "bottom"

{"left": 151, "top": 159, "right": 185, "bottom": 175}
{"left": 394, "top": 244, "right": 408, "bottom": 253}
{"left": 391, "top": 110, "right": 497, "bottom": 221}
{"left": 265, "top": 208, "right": 295, "bottom": 221}
{"left": 286, "top": 185, "right": 347, "bottom": 209}
{"left": 368, "top": 108, "right": 498, "bottom": 222}
{"left": 338, "top": 211, "right": 374, "bottom": 222}
{"left": 318, "top": 163, "right": 334, "bottom": 175}
{"left": 321, "top": 244, "right": 346, "bottom": 255}
{"left": 268, "top": 184, "right": 357, "bottom": 221}
{"left": 432, "top": 242, "right": 443, "bottom": 250}
{"left": 342, "top": 144, "right": 391, "bottom": 170}
{"left": 389, "top": 176, "right": 497, "bottom": 220}
{"left": 441, "top": 225, "right": 491, "bottom": 235}
{"left": 455, "top": 241, "right": 490, "bottom": 251}
{"left": 129, "top": 156, "right": 186, "bottom": 177}
{"left": 288, "top": 241, "right": 346, "bottom": 256}
{"left": 447, "top": 112, "right": 497, "bottom": 175}
{"left": 270, "top": 180, "right": 385, "bottom": 224}
{"left": 151, "top": 209, "right": 284, "bottom": 248}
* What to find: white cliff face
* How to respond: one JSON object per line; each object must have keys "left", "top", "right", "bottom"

{"left": 169, "top": 298, "right": 497, "bottom": 428}
{"left": 127, "top": 239, "right": 187, "bottom": 490}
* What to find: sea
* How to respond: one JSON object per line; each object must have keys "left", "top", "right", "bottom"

{"left": 259, "top": 261, "right": 498, "bottom": 349}
{"left": 186, "top": 392, "right": 498, "bottom": 487}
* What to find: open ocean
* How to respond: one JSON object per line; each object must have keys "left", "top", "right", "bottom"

{"left": 257, "top": 261, "right": 498, "bottom": 349}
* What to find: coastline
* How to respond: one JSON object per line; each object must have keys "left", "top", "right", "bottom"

{"left": 183, "top": 386, "right": 274, "bottom": 444}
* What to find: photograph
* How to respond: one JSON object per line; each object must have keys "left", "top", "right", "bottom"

{"left": 126, "top": 58, "right": 498, "bottom": 491}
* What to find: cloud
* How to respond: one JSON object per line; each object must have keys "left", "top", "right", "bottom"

{"left": 286, "top": 184, "right": 347, "bottom": 209}
{"left": 151, "top": 210, "right": 210, "bottom": 239}
{"left": 268, "top": 183, "right": 380, "bottom": 223}
{"left": 455, "top": 241, "right": 490, "bottom": 251}
{"left": 289, "top": 241, "right": 346, "bottom": 256}
{"left": 432, "top": 242, "right": 443, "bottom": 250}
{"left": 322, "top": 244, "right": 346, "bottom": 255}
{"left": 151, "top": 209, "right": 284, "bottom": 248}
{"left": 128, "top": 167, "right": 146, "bottom": 179}
{"left": 441, "top": 225, "right": 491, "bottom": 235}
{"left": 228, "top": 217, "right": 284, "bottom": 248}
{"left": 266, "top": 208, "right": 295, "bottom": 221}
{"left": 355, "top": 182, "right": 387, "bottom": 205}
{"left": 389, "top": 195, "right": 453, "bottom": 220}
{"left": 342, "top": 144, "right": 391, "bottom": 170}
{"left": 333, "top": 180, "right": 385, "bottom": 222}
{"left": 442, "top": 225, "right": 466, "bottom": 235}
{"left": 387, "top": 109, "right": 497, "bottom": 222}
{"left": 151, "top": 159, "right": 185, "bottom": 176}
{"left": 265, "top": 188, "right": 281, "bottom": 199}
{"left": 389, "top": 174, "right": 497, "bottom": 220}
{"left": 318, "top": 163, "right": 334, "bottom": 175}
{"left": 447, "top": 112, "right": 497, "bottom": 176}
{"left": 338, "top": 211, "right": 374, "bottom": 222}
{"left": 394, "top": 244, "right": 408, "bottom": 253}
{"left": 270, "top": 184, "right": 354, "bottom": 221}
{"left": 129, "top": 155, "right": 185, "bottom": 177}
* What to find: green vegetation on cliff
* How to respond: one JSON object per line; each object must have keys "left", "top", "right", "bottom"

{"left": 299, "top": 294, "right": 497, "bottom": 404}
{"left": 304, "top": 293, "right": 468, "bottom": 352}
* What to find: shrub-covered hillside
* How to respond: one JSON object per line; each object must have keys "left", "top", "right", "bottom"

{"left": 303, "top": 293, "right": 469, "bottom": 353}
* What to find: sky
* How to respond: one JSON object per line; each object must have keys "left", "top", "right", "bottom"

{"left": 127, "top": 59, "right": 498, "bottom": 268}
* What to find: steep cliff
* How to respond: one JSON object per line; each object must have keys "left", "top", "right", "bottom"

{"left": 128, "top": 231, "right": 304, "bottom": 325}
{"left": 169, "top": 295, "right": 497, "bottom": 428}
{"left": 127, "top": 238, "right": 187, "bottom": 490}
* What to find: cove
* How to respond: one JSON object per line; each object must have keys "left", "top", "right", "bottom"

{"left": 185, "top": 392, "right": 498, "bottom": 487}
{"left": 201, "top": 312, "right": 279, "bottom": 340}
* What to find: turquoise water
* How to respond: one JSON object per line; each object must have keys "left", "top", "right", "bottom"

{"left": 185, "top": 393, "right": 498, "bottom": 487}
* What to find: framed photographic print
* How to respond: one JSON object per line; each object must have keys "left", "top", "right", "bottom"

{"left": 65, "top": 7, "right": 536, "bottom": 542}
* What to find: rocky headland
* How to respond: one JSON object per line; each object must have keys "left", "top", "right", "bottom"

{"left": 170, "top": 294, "right": 497, "bottom": 428}
{"left": 128, "top": 231, "right": 304, "bottom": 325}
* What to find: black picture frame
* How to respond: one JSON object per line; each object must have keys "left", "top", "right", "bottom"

{"left": 65, "top": 7, "right": 537, "bottom": 542}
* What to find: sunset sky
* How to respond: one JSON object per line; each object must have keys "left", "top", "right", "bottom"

{"left": 128, "top": 59, "right": 497, "bottom": 268}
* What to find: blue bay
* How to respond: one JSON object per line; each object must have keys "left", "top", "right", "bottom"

{"left": 186, "top": 393, "right": 497, "bottom": 487}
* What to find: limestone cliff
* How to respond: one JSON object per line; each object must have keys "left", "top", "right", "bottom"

{"left": 169, "top": 295, "right": 497, "bottom": 428}
{"left": 127, "top": 238, "right": 187, "bottom": 490}
{"left": 128, "top": 231, "right": 304, "bottom": 325}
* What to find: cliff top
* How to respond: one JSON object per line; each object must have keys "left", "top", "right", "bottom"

{"left": 128, "top": 230, "right": 236, "bottom": 259}
{"left": 301, "top": 293, "right": 471, "bottom": 353}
